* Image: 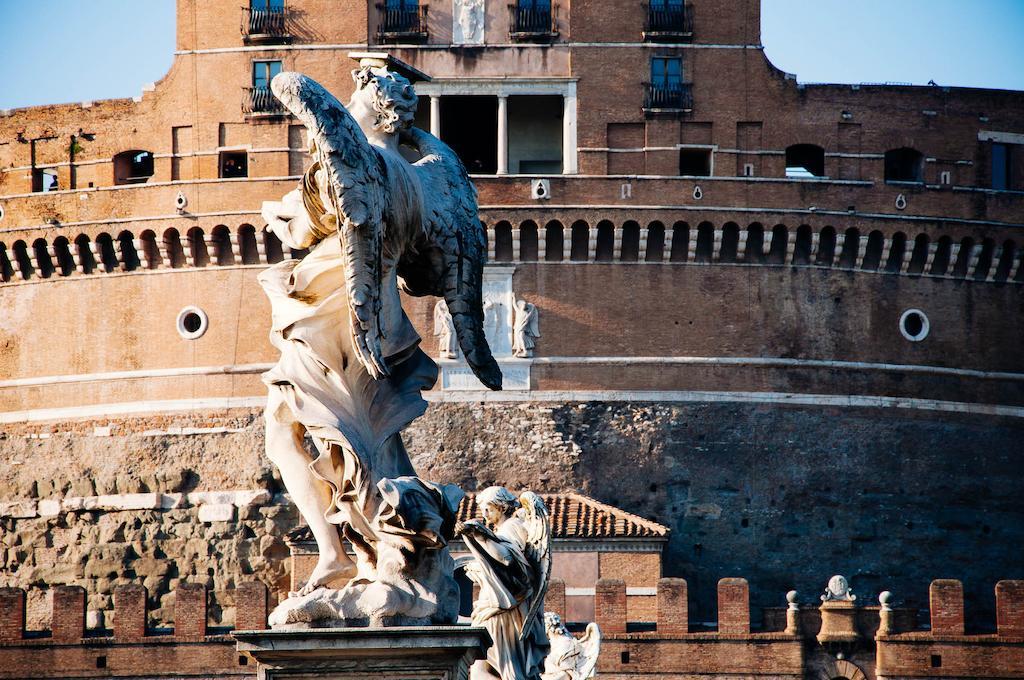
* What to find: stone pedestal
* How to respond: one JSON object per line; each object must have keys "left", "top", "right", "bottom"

{"left": 234, "top": 626, "right": 490, "bottom": 680}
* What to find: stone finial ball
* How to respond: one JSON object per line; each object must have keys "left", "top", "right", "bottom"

{"left": 879, "top": 590, "right": 893, "bottom": 606}
{"left": 786, "top": 590, "right": 798, "bottom": 604}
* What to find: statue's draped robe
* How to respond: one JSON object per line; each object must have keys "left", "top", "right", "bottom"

{"left": 463, "top": 516, "right": 549, "bottom": 680}
{"left": 259, "top": 179, "right": 437, "bottom": 563}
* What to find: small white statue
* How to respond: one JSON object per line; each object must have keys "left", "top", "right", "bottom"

{"left": 454, "top": 0, "right": 485, "bottom": 45}
{"left": 458, "top": 486, "right": 552, "bottom": 680}
{"left": 542, "top": 613, "right": 601, "bottom": 680}
{"left": 512, "top": 298, "right": 540, "bottom": 358}
{"left": 434, "top": 299, "right": 459, "bottom": 359}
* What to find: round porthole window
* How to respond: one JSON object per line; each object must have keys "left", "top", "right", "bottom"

{"left": 0, "top": 204, "right": 5, "bottom": 221}
{"left": 899, "top": 308, "right": 929, "bottom": 342}
{"left": 176, "top": 306, "right": 208, "bottom": 340}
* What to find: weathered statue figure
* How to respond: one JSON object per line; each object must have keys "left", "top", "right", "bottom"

{"left": 458, "top": 487, "right": 552, "bottom": 680}
{"left": 511, "top": 298, "right": 540, "bottom": 358}
{"left": 541, "top": 614, "right": 601, "bottom": 680}
{"left": 434, "top": 299, "right": 459, "bottom": 359}
{"left": 258, "top": 59, "right": 501, "bottom": 626}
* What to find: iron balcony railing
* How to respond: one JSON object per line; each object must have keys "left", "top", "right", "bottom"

{"left": 643, "top": 82, "right": 694, "bottom": 112}
{"left": 376, "top": 4, "right": 429, "bottom": 42}
{"left": 242, "top": 5, "right": 291, "bottom": 43}
{"left": 643, "top": 3, "right": 693, "bottom": 39}
{"left": 508, "top": 3, "right": 559, "bottom": 40}
{"left": 244, "top": 87, "right": 287, "bottom": 116}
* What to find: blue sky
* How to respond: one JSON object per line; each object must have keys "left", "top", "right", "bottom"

{"left": 1, "top": 0, "right": 1022, "bottom": 109}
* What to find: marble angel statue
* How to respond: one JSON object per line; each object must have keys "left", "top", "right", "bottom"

{"left": 457, "top": 487, "right": 552, "bottom": 680}
{"left": 434, "top": 299, "right": 459, "bottom": 359}
{"left": 512, "top": 298, "right": 540, "bottom": 358}
{"left": 541, "top": 613, "right": 601, "bottom": 680}
{"left": 258, "top": 60, "right": 501, "bottom": 627}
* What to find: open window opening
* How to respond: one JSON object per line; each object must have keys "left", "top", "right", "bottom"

{"left": 440, "top": 96, "right": 498, "bottom": 174}
{"left": 114, "top": 150, "right": 155, "bottom": 185}
{"left": 509, "top": 95, "right": 563, "bottom": 174}
{"left": 991, "top": 142, "right": 1013, "bottom": 191}
{"left": 785, "top": 144, "right": 825, "bottom": 178}
{"left": 33, "top": 168, "right": 59, "bottom": 193}
{"left": 884, "top": 147, "right": 924, "bottom": 183}
{"left": 679, "top": 148, "right": 711, "bottom": 176}
{"left": 220, "top": 151, "right": 249, "bottom": 179}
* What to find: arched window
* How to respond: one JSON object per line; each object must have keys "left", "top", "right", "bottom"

{"left": 263, "top": 229, "right": 284, "bottom": 264}
{"left": 519, "top": 221, "right": 538, "bottom": 261}
{"left": 52, "top": 236, "right": 76, "bottom": 276}
{"left": 595, "top": 221, "right": 614, "bottom": 262}
{"left": 12, "top": 241, "right": 32, "bottom": 279}
{"left": 116, "top": 231, "right": 141, "bottom": 271}
{"left": 493, "top": 222, "right": 514, "bottom": 262}
{"left": 746, "top": 223, "right": 764, "bottom": 264}
{"left": 95, "top": 233, "right": 119, "bottom": 272}
{"left": 952, "top": 237, "right": 974, "bottom": 278}
{"left": 793, "top": 225, "right": 813, "bottom": 265}
{"left": 838, "top": 228, "right": 860, "bottom": 269}
{"left": 139, "top": 230, "right": 161, "bottom": 269}
{"left": 163, "top": 229, "right": 186, "bottom": 269}
{"left": 720, "top": 222, "right": 739, "bottom": 263}
{"left": 767, "top": 225, "right": 788, "bottom": 264}
{"left": 211, "top": 225, "right": 235, "bottom": 265}
{"left": 930, "top": 235, "right": 952, "bottom": 276}
{"left": 669, "top": 221, "right": 689, "bottom": 262}
{"left": 972, "top": 238, "right": 996, "bottom": 281}
{"left": 694, "top": 222, "right": 714, "bottom": 262}
{"left": 620, "top": 221, "right": 640, "bottom": 262}
{"left": 569, "top": 221, "right": 589, "bottom": 261}
{"left": 645, "top": 221, "right": 665, "bottom": 262}
{"left": 187, "top": 227, "right": 210, "bottom": 267}
{"left": 885, "top": 147, "right": 924, "bottom": 183}
{"left": 32, "top": 238, "right": 54, "bottom": 278}
{"left": 884, "top": 232, "right": 907, "bottom": 273}
{"left": 75, "top": 234, "right": 97, "bottom": 274}
{"left": 238, "top": 224, "right": 260, "bottom": 264}
{"left": 861, "top": 231, "right": 884, "bottom": 270}
{"left": 113, "top": 150, "right": 155, "bottom": 185}
{"left": 816, "top": 226, "right": 837, "bottom": 266}
{"left": 0, "top": 242, "right": 14, "bottom": 282}
{"left": 544, "top": 220, "right": 564, "bottom": 262}
{"left": 994, "top": 240, "right": 1017, "bottom": 282}
{"left": 907, "top": 234, "right": 929, "bottom": 275}
{"left": 785, "top": 144, "right": 825, "bottom": 178}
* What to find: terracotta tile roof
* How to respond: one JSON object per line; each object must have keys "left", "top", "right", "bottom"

{"left": 287, "top": 492, "right": 669, "bottom": 545}
{"left": 458, "top": 491, "right": 670, "bottom": 539}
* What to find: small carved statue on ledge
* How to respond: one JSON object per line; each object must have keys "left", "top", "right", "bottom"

{"left": 541, "top": 613, "right": 601, "bottom": 680}
{"left": 434, "top": 299, "right": 460, "bottom": 359}
{"left": 512, "top": 298, "right": 540, "bottom": 358}
{"left": 457, "top": 487, "right": 552, "bottom": 680}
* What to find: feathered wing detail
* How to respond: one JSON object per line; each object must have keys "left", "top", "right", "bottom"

{"left": 271, "top": 71, "right": 391, "bottom": 379}
{"left": 518, "top": 491, "right": 552, "bottom": 642}
{"left": 577, "top": 623, "right": 602, "bottom": 679}
{"left": 402, "top": 127, "right": 502, "bottom": 390}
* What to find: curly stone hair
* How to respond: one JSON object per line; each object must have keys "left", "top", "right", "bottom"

{"left": 476, "top": 486, "right": 521, "bottom": 519}
{"left": 352, "top": 65, "right": 418, "bottom": 134}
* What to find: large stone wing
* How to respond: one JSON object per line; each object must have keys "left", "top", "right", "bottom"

{"left": 518, "top": 491, "right": 552, "bottom": 642}
{"left": 402, "top": 127, "right": 502, "bottom": 390}
{"left": 271, "top": 72, "right": 391, "bottom": 379}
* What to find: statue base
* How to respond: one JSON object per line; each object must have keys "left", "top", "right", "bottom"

{"left": 234, "top": 626, "right": 490, "bottom": 680}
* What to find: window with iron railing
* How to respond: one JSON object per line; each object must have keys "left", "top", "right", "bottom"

{"left": 245, "top": 60, "right": 286, "bottom": 115}
{"left": 509, "top": 0, "right": 558, "bottom": 40}
{"left": 644, "top": 57, "right": 692, "bottom": 112}
{"left": 644, "top": 0, "right": 693, "bottom": 40}
{"left": 377, "top": 0, "right": 428, "bottom": 42}
{"left": 244, "top": 0, "right": 290, "bottom": 43}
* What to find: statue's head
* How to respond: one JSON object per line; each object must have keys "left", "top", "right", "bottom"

{"left": 351, "top": 65, "right": 418, "bottom": 135}
{"left": 476, "top": 486, "right": 519, "bottom": 527}
{"left": 544, "top": 612, "right": 568, "bottom": 635}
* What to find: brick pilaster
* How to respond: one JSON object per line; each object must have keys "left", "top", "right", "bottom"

{"left": 544, "top": 578, "right": 566, "bottom": 620}
{"left": 0, "top": 588, "right": 25, "bottom": 643}
{"left": 996, "top": 580, "right": 1024, "bottom": 637}
{"left": 657, "top": 578, "right": 688, "bottom": 634}
{"left": 114, "top": 584, "right": 148, "bottom": 640}
{"left": 235, "top": 581, "right": 268, "bottom": 631}
{"left": 175, "top": 583, "right": 207, "bottom": 640}
{"left": 717, "top": 578, "right": 750, "bottom": 634}
{"left": 595, "top": 579, "right": 627, "bottom": 634}
{"left": 51, "top": 585, "right": 86, "bottom": 643}
{"left": 930, "top": 579, "right": 965, "bottom": 635}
